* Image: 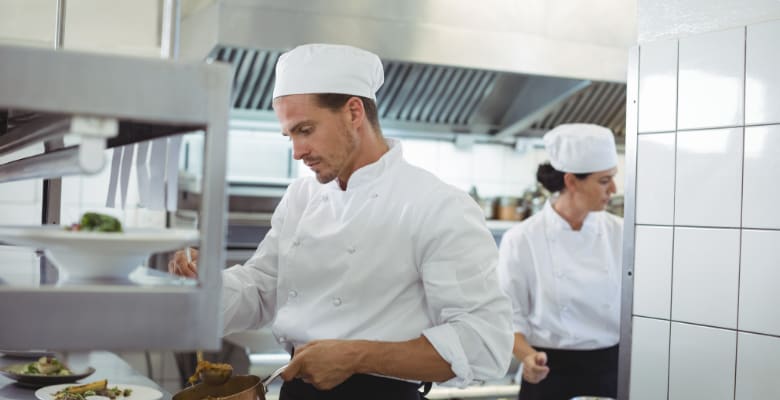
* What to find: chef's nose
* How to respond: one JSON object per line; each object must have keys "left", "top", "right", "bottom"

{"left": 608, "top": 178, "right": 617, "bottom": 194}
{"left": 291, "top": 138, "right": 309, "bottom": 160}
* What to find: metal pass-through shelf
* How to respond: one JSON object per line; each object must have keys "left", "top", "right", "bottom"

{"left": 0, "top": 44, "right": 232, "bottom": 351}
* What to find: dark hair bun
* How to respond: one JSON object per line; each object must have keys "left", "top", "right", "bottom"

{"left": 536, "top": 162, "right": 565, "bottom": 192}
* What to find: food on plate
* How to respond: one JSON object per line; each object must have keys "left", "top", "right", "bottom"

{"left": 19, "top": 356, "right": 72, "bottom": 376}
{"left": 66, "top": 212, "right": 122, "bottom": 233}
{"left": 187, "top": 360, "right": 233, "bottom": 385}
{"left": 53, "top": 379, "right": 133, "bottom": 400}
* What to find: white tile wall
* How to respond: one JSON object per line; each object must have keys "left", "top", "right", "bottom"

{"left": 0, "top": 180, "right": 39, "bottom": 203}
{"left": 227, "top": 131, "right": 291, "bottom": 182}
{"left": 0, "top": 245, "right": 39, "bottom": 286}
{"left": 632, "top": 18, "right": 780, "bottom": 400}
{"left": 437, "top": 141, "right": 476, "bottom": 183}
{"left": 473, "top": 143, "right": 506, "bottom": 184}
{"left": 400, "top": 139, "right": 441, "bottom": 176}
{"left": 739, "top": 229, "right": 780, "bottom": 336}
{"left": 0, "top": 204, "right": 42, "bottom": 226}
{"left": 636, "top": 133, "right": 675, "bottom": 225}
{"left": 399, "top": 139, "right": 554, "bottom": 198}
{"left": 633, "top": 226, "right": 673, "bottom": 319}
{"left": 675, "top": 128, "right": 743, "bottom": 227}
{"left": 742, "top": 125, "right": 780, "bottom": 229}
{"left": 639, "top": 39, "right": 678, "bottom": 133}
{"left": 678, "top": 27, "right": 745, "bottom": 130}
{"left": 672, "top": 227, "right": 740, "bottom": 328}
{"left": 630, "top": 317, "right": 670, "bottom": 400}
{"left": 745, "top": 20, "right": 780, "bottom": 125}
{"left": 0, "top": 144, "right": 42, "bottom": 222}
{"left": 735, "top": 332, "right": 780, "bottom": 400}
{"left": 668, "top": 322, "right": 736, "bottom": 400}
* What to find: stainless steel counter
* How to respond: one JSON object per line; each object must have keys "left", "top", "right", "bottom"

{"left": 0, "top": 351, "right": 171, "bottom": 400}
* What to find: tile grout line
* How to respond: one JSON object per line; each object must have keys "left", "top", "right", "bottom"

{"left": 667, "top": 37, "right": 680, "bottom": 400}
{"left": 733, "top": 25, "right": 749, "bottom": 400}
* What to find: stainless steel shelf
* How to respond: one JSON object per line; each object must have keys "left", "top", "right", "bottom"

{"left": 0, "top": 44, "right": 232, "bottom": 351}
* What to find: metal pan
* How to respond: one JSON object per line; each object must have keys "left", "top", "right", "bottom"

{"left": 172, "top": 365, "right": 286, "bottom": 400}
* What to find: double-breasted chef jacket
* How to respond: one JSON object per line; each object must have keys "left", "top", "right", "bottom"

{"left": 221, "top": 139, "right": 513, "bottom": 387}
{"left": 497, "top": 199, "right": 622, "bottom": 351}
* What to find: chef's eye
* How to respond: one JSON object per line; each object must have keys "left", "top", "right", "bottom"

{"left": 299, "top": 126, "right": 313, "bottom": 135}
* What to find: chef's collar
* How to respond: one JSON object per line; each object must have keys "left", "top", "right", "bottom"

{"left": 543, "top": 197, "right": 600, "bottom": 234}
{"left": 325, "top": 138, "right": 402, "bottom": 191}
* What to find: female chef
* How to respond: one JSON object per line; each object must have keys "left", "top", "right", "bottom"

{"left": 497, "top": 123, "right": 622, "bottom": 400}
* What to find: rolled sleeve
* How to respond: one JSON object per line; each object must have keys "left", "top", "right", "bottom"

{"left": 422, "top": 324, "right": 473, "bottom": 387}
{"left": 417, "top": 189, "right": 514, "bottom": 387}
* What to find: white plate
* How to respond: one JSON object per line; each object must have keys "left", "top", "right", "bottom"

{"left": 35, "top": 383, "right": 163, "bottom": 400}
{"left": 0, "top": 226, "right": 198, "bottom": 284}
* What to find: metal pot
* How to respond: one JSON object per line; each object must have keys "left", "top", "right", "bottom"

{"left": 172, "top": 366, "right": 285, "bottom": 400}
{"left": 496, "top": 196, "right": 520, "bottom": 220}
{"left": 173, "top": 375, "right": 262, "bottom": 400}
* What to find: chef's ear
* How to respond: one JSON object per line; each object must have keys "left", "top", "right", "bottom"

{"left": 562, "top": 172, "right": 579, "bottom": 192}
{"left": 344, "top": 96, "right": 366, "bottom": 128}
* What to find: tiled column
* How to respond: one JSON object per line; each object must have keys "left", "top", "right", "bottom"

{"left": 628, "top": 19, "right": 780, "bottom": 400}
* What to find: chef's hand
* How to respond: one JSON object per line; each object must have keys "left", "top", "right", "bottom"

{"left": 522, "top": 351, "right": 549, "bottom": 384}
{"left": 168, "top": 248, "right": 199, "bottom": 278}
{"left": 281, "top": 340, "right": 358, "bottom": 390}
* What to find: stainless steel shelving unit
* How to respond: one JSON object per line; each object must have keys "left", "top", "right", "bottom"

{"left": 0, "top": 44, "right": 232, "bottom": 351}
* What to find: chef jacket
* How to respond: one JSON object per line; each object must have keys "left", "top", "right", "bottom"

{"left": 221, "top": 139, "right": 513, "bottom": 387}
{"left": 497, "top": 199, "right": 622, "bottom": 350}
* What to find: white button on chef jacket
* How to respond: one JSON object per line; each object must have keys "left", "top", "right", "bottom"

{"left": 497, "top": 199, "right": 622, "bottom": 350}
{"left": 221, "top": 139, "right": 513, "bottom": 387}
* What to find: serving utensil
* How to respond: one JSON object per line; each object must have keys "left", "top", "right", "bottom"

{"left": 195, "top": 351, "right": 233, "bottom": 386}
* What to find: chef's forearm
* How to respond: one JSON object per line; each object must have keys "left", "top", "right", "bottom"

{"left": 352, "top": 336, "right": 456, "bottom": 382}
{"left": 513, "top": 332, "right": 537, "bottom": 361}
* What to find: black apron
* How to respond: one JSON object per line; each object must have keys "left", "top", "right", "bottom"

{"left": 280, "top": 374, "right": 430, "bottom": 400}
{"left": 279, "top": 347, "right": 431, "bottom": 400}
{"left": 518, "top": 344, "right": 618, "bottom": 400}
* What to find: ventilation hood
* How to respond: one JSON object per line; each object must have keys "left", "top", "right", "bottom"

{"left": 180, "top": 0, "right": 633, "bottom": 140}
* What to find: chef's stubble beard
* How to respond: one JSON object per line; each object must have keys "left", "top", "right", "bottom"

{"left": 315, "top": 124, "right": 358, "bottom": 184}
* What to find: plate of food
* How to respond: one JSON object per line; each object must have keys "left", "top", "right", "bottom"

{"left": 35, "top": 380, "right": 163, "bottom": 400}
{"left": 0, "top": 356, "right": 95, "bottom": 388}
{"left": 0, "top": 212, "right": 198, "bottom": 284}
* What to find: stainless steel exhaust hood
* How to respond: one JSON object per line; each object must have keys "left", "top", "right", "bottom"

{"left": 180, "top": 0, "right": 633, "bottom": 139}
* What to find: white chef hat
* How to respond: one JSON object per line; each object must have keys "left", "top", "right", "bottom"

{"left": 543, "top": 123, "right": 618, "bottom": 173}
{"left": 272, "top": 43, "right": 384, "bottom": 101}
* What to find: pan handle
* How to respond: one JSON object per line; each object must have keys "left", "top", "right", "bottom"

{"left": 261, "top": 364, "right": 287, "bottom": 393}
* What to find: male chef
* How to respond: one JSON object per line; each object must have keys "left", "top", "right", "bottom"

{"left": 170, "top": 43, "right": 512, "bottom": 400}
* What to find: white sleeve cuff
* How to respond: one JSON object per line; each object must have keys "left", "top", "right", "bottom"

{"left": 422, "top": 324, "right": 473, "bottom": 388}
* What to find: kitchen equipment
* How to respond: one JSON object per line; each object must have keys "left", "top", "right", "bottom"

{"left": 195, "top": 351, "right": 232, "bottom": 386}
{"left": 173, "top": 365, "right": 286, "bottom": 400}
{"left": 478, "top": 197, "right": 496, "bottom": 219}
{"left": 569, "top": 397, "right": 616, "bottom": 400}
{"left": 497, "top": 197, "right": 521, "bottom": 220}
{"left": 0, "top": 226, "right": 198, "bottom": 285}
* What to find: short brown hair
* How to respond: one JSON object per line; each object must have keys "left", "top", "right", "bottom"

{"left": 315, "top": 93, "right": 381, "bottom": 133}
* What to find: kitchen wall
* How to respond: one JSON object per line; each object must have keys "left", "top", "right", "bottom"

{"left": 627, "top": 8, "right": 780, "bottom": 400}
{"left": 209, "top": 130, "right": 627, "bottom": 200}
